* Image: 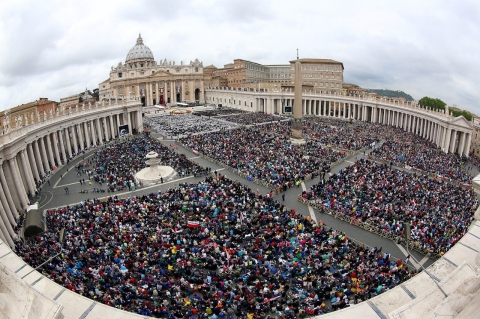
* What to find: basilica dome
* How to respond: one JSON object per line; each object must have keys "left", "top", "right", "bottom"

{"left": 125, "top": 34, "right": 154, "bottom": 62}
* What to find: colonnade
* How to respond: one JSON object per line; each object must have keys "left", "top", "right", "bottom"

{"left": 0, "top": 106, "right": 143, "bottom": 247}
{"left": 206, "top": 89, "right": 474, "bottom": 157}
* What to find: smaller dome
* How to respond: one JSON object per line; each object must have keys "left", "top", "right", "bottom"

{"left": 126, "top": 34, "right": 154, "bottom": 62}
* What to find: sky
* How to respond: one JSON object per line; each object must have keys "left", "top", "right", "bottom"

{"left": 0, "top": 0, "right": 479, "bottom": 114}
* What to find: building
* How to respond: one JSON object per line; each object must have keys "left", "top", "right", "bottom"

{"left": 59, "top": 88, "right": 96, "bottom": 110}
{"left": 289, "top": 58, "right": 344, "bottom": 94}
{"left": 471, "top": 117, "right": 480, "bottom": 157}
{"left": 99, "top": 34, "right": 205, "bottom": 106}
{"left": 0, "top": 98, "right": 57, "bottom": 134}
{"left": 211, "top": 59, "right": 290, "bottom": 89}
{"left": 342, "top": 83, "right": 367, "bottom": 96}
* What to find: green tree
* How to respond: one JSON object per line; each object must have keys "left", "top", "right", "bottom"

{"left": 78, "top": 96, "right": 83, "bottom": 103}
{"left": 418, "top": 96, "right": 446, "bottom": 111}
{"left": 450, "top": 109, "right": 473, "bottom": 121}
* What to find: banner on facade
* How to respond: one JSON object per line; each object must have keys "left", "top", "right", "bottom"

{"left": 119, "top": 124, "right": 129, "bottom": 136}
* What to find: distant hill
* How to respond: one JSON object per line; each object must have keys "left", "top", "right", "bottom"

{"left": 366, "top": 89, "right": 414, "bottom": 101}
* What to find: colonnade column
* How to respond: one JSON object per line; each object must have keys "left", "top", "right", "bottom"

{"left": 90, "top": 120, "right": 97, "bottom": 145}
{"left": 71, "top": 126, "right": 79, "bottom": 154}
{"left": 58, "top": 130, "right": 66, "bottom": 162}
{"left": 127, "top": 111, "right": 132, "bottom": 135}
{"left": 84, "top": 122, "right": 90, "bottom": 148}
{"left": 52, "top": 131, "right": 61, "bottom": 165}
{"left": 39, "top": 137, "right": 50, "bottom": 171}
{"left": 27, "top": 143, "right": 40, "bottom": 184}
{"left": 33, "top": 140, "right": 45, "bottom": 176}
{"left": 9, "top": 158, "right": 28, "bottom": 209}
{"left": 78, "top": 124, "right": 85, "bottom": 150}
{"left": 0, "top": 182, "right": 15, "bottom": 246}
{"left": 0, "top": 174, "right": 17, "bottom": 227}
{"left": 0, "top": 164, "right": 18, "bottom": 219}
{"left": 46, "top": 134, "right": 55, "bottom": 167}
{"left": 65, "top": 128, "right": 72, "bottom": 158}
{"left": 20, "top": 150, "right": 35, "bottom": 195}
{"left": 96, "top": 119, "right": 103, "bottom": 145}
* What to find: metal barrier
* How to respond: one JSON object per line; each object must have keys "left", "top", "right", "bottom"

{"left": 297, "top": 195, "right": 442, "bottom": 260}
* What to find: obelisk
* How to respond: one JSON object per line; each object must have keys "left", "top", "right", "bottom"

{"left": 290, "top": 52, "right": 305, "bottom": 145}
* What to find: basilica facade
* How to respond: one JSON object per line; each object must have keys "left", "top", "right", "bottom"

{"left": 99, "top": 34, "right": 205, "bottom": 106}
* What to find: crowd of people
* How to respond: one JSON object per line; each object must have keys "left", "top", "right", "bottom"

{"left": 371, "top": 141, "right": 472, "bottom": 183}
{"left": 193, "top": 109, "right": 248, "bottom": 117}
{"left": 89, "top": 136, "right": 205, "bottom": 192}
{"left": 144, "top": 115, "right": 238, "bottom": 138}
{"left": 219, "top": 113, "right": 290, "bottom": 126}
{"left": 302, "top": 159, "right": 478, "bottom": 256}
{"left": 180, "top": 123, "right": 340, "bottom": 191}
{"left": 15, "top": 176, "right": 413, "bottom": 318}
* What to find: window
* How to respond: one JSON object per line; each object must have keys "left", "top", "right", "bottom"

{"left": 141, "top": 63, "right": 144, "bottom": 67}
{"left": 195, "top": 67, "right": 199, "bottom": 72}
{"left": 131, "top": 73, "right": 134, "bottom": 76}
{"left": 118, "top": 73, "right": 122, "bottom": 78}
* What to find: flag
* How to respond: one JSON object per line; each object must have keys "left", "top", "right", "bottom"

{"left": 187, "top": 221, "right": 200, "bottom": 228}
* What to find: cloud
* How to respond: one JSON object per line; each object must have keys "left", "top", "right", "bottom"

{"left": 0, "top": 0, "right": 478, "bottom": 115}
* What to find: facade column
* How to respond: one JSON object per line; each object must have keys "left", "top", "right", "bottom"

{"left": 20, "top": 150, "right": 35, "bottom": 195}
{"left": 464, "top": 133, "right": 472, "bottom": 157}
{"left": 9, "top": 158, "right": 28, "bottom": 209}
{"left": 458, "top": 132, "right": 466, "bottom": 156}
{"left": 27, "top": 143, "right": 40, "bottom": 184}
{"left": 127, "top": 111, "right": 132, "bottom": 135}
{"left": 149, "top": 82, "right": 154, "bottom": 105}
{"left": 110, "top": 115, "right": 116, "bottom": 138}
{"left": 444, "top": 128, "right": 452, "bottom": 153}
{"left": 33, "top": 140, "right": 45, "bottom": 176}
{"left": 0, "top": 164, "right": 18, "bottom": 219}
{"left": 450, "top": 130, "right": 457, "bottom": 153}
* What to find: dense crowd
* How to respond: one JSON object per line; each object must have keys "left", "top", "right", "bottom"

{"left": 90, "top": 136, "right": 204, "bottom": 191}
{"left": 15, "top": 176, "right": 413, "bottom": 318}
{"left": 302, "top": 117, "right": 438, "bottom": 151}
{"left": 180, "top": 124, "right": 340, "bottom": 191}
{"left": 219, "top": 113, "right": 290, "bottom": 126}
{"left": 371, "top": 141, "right": 472, "bottom": 182}
{"left": 144, "top": 115, "right": 238, "bottom": 138}
{"left": 302, "top": 159, "right": 478, "bottom": 255}
{"left": 193, "top": 109, "right": 248, "bottom": 117}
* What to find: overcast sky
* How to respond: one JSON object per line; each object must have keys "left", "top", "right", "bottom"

{"left": 0, "top": 0, "right": 479, "bottom": 114}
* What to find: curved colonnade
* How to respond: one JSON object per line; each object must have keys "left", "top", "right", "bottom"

{"left": 206, "top": 88, "right": 473, "bottom": 156}
{"left": 0, "top": 92, "right": 479, "bottom": 318}
{"left": 0, "top": 100, "right": 143, "bottom": 247}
